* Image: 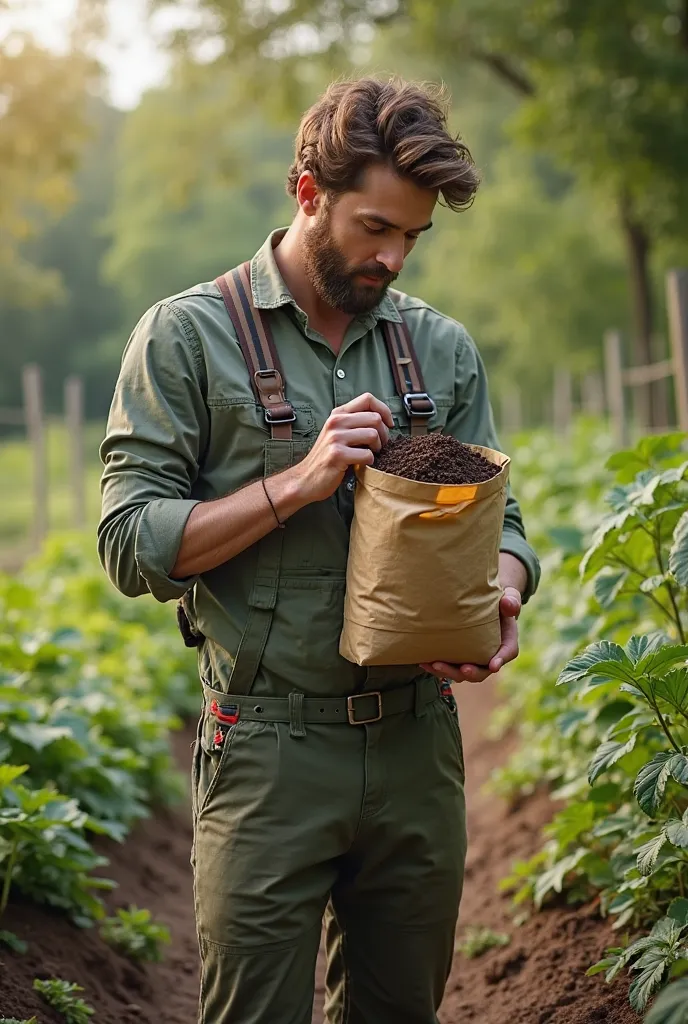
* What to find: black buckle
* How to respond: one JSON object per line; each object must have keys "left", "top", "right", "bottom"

{"left": 347, "top": 691, "right": 382, "bottom": 725}
{"left": 403, "top": 392, "right": 436, "bottom": 419}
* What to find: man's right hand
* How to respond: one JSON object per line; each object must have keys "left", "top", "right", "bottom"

{"left": 289, "top": 393, "right": 393, "bottom": 504}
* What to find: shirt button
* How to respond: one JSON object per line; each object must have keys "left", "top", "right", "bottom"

{"left": 346, "top": 478, "right": 355, "bottom": 491}
{"left": 336, "top": 369, "right": 346, "bottom": 379}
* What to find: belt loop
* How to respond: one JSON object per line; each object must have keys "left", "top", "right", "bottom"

{"left": 414, "top": 679, "right": 426, "bottom": 719}
{"left": 289, "top": 691, "right": 306, "bottom": 738}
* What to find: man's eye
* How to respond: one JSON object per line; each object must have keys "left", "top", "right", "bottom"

{"left": 363, "top": 223, "right": 385, "bottom": 235}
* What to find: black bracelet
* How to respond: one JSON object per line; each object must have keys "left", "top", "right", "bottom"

{"left": 262, "top": 477, "right": 285, "bottom": 529}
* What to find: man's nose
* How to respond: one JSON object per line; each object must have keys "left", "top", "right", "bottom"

{"left": 376, "top": 243, "right": 405, "bottom": 275}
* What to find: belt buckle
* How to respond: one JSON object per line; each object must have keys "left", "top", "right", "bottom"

{"left": 347, "top": 691, "right": 382, "bottom": 725}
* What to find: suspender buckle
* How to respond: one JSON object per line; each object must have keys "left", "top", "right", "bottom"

{"left": 254, "top": 370, "right": 297, "bottom": 425}
{"left": 403, "top": 392, "right": 436, "bottom": 419}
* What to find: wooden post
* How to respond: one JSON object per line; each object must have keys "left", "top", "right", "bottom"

{"left": 65, "top": 375, "right": 86, "bottom": 529}
{"left": 582, "top": 371, "right": 605, "bottom": 417}
{"left": 604, "top": 329, "right": 627, "bottom": 446}
{"left": 21, "top": 364, "right": 47, "bottom": 548}
{"left": 553, "top": 368, "right": 573, "bottom": 435}
{"left": 667, "top": 269, "right": 688, "bottom": 433}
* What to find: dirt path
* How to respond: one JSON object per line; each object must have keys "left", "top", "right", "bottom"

{"left": 1, "top": 680, "right": 638, "bottom": 1023}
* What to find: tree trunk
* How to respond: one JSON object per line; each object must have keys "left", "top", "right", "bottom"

{"left": 618, "top": 194, "right": 666, "bottom": 430}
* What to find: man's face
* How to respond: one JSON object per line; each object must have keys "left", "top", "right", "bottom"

{"left": 301, "top": 163, "right": 437, "bottom": 315}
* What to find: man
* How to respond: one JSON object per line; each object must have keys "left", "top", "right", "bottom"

{"left": 99, "top": 77, "right": 539, "bottom": 1024}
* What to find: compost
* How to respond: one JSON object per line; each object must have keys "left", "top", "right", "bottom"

{"left": 374, "top": 432, "right": 500, "bottom": 484}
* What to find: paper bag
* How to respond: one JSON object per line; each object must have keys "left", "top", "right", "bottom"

{"left": 339, "top": 444, "right": 510, "bottom": 667}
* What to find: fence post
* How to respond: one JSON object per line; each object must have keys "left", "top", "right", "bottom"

{"left": 65, "top": 375, "right": 86, "bottom": 529}
{"left": 666, "top": 269, "right": 688, "bottom": 433}
{"left": 604, "top": 330, "right": 626, "bottom": 446}
{"left": 553, "top": 368, "right": 573, "bottom": 435}
{"left": 21, "top": 364, "right": 47, "bottom": 548}
{"left": 582, "top": 371, "right": 605, "bottom": 417}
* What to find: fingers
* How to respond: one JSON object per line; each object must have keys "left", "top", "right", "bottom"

{"left": 329, "top": 411, "right": 390, "bottom": 447}
{"left": 489, "top": 615, "right": 519, "bottom": 673}
{"left": 420, "top": 662, "right": 490, "bottom": 684}
{"left": 339, "top": 393, "right": 394, "bottom": 430}
{"left": 500, "top": 586, "right": 522, "bottom": 619}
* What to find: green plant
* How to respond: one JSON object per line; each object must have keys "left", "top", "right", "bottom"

{"left": 645, "top": 977, "right": 688, "bottom": 1023}
{"left": 492, "top": 429, "right": 688, "bottom": 1011}
{"left": 100, "top": 905, "right": 171, "bottom": 962}
{"left": 588, "top": 899, "right": 688, "bottom": 1012}
{"left": 33, "top": 978, "right": 94, "bottom": 1024}
{"left": 0, "top": 928, "right": 27, "bottom": 953}
{"left": 0, "top": 1017, "right": 38, "bottom": 1023}
{"left": 0, "top": 537, "right": 197, "bottom": 925}
{"left": 455, "top": 926, "right": 510, "bottom": 958}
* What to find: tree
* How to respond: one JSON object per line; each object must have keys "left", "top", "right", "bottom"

{"left": 157, "top": 0, "right": 688, "bottom": 427}
{"left": 0, "top": 1, "right": 102, "bottom": 305}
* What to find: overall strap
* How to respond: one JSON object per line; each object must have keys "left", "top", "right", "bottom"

{"left": 381, "top": 313, "right": 436, "bottom": 436}
{"left": 215, "top": 261, "right": 296, "bottom": 441}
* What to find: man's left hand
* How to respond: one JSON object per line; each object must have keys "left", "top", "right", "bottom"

{"left": 420, "top": 553, "right": 526, "bottom": 684}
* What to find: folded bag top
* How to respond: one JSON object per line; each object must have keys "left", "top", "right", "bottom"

{"left": 340, "top": 444, "right": 511, "bottom": 668}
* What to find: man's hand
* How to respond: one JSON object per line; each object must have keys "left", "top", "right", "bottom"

{"left": 288, "top": 393, "right": 393, "bottom": 504}
{"left": 420, "top": 553, "right": 527, "bottom": 684}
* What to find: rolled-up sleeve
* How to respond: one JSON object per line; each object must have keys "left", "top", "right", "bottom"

{"left": 444, "top": 324, "right": 541, "bottom": 603}
{"left": 98, "top": 302, "right": 209, "bottom": 603}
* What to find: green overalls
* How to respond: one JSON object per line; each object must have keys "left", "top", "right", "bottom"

{"left": 98, "top": 229, "right": 540, "bottom": 1023}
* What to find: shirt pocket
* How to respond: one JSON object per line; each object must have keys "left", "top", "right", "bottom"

{"left": 264, "top": 438, "right": 350, "bottom": 573}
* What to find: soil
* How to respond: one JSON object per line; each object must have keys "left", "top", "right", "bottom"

{"left": 0, "top": 682, "right": 640, "bottom": 1024}
{"left": 375, "top": 433, "right": 500, "bottom": 484}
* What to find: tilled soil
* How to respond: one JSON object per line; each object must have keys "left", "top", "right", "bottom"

{"left": 0, "top": 681, "right": 639, "bottom": 1024}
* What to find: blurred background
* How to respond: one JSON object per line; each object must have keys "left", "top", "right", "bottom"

{"left": 1, "top": 0, "right": 688, "bottom": 566}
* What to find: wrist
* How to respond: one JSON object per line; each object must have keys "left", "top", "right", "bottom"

{"left": 266, "top": 465, "right": 312, "bottom": 520}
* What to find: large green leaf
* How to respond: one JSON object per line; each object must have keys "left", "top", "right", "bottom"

{"left": 644, "top": 978, "right": 688, "bottom": 1024}
{"left": 8, "top": 723, "right": 73, "bottom": 752}
{"left": 665, "top": 815, "right": 688, "bottom": 850}
{"left": 668, "top": 899, "right": 688, "bottom": 928}
{"left": 637, "top": 643, "right": 688, "bottom": 677}
{"left": 630, "top": 954, "right": 670, "bottom": 1012}
{"left": 669, "top": 754, "right": 688, "bottom": 787}
{"left": 594, "top": 570, "right": 629, "bottom": 609}
{"left": 588, "top": 735, "right": 638, "bottom": 784}
{"left": 557, "top": 641, "right": 633, "bottom": 687}
{"left": 637, "top": 833, "right": 668, "bottom": 876}
{"left": 654, "top": 670, "right": 688, "bottom": 715}
{"left": 669, "top": 512, "right": 688, "bottom": 589}
{"left": 635, "top": 753, "right": 675, "bottom": 815}
{"left": 580, "top": 509, "right": 642, "bottom": 579}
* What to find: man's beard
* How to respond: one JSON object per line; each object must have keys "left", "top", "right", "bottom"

{"left": 301, "top": 213, "right": 398, "bottom": 315}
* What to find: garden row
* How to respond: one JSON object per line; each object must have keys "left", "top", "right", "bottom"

{"left": 492, "top": 423, "right": 688, "bottom": 1022}
{"left": 0, "top": 537, "right": 198, "bottom": 1022}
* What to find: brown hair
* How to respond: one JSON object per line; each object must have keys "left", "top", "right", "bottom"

{"left": 286, "top": 76, "right": 479, "bottom": 212}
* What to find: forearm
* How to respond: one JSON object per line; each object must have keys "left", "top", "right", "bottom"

{"left": 171, "top": 470, "right": 305, "bottom": 579}
{"left": 499, "top": 551, "right": 528, "bottom": 597}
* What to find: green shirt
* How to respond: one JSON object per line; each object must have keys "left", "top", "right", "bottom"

{"left": 99, "top": 229, "right": 540, "bottom": 698}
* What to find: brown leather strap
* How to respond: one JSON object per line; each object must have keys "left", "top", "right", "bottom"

{"left": 381, "top": 317, "right": 435, "bottom": 436}
{"left": 215, "top": 262, "right": 295, "bottom": 441}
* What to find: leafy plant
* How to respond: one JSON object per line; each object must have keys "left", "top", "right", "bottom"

{"left": 33, "top": 978, "right": 94, "bottom": 1024}
{"left": 588, "top": 900, "right": 688, "bottom": 1013}
{"left": 100, "top": 905, "right": 171, "bottom": 962}
{"left": 455, "top": 926, "right": 510, "bottom": 959}
{"left": 492, "top": 430, "right": 688, "bottom": 1010}
{"left": 645, "top": 978, "right": 688, "bottom": 1023}
{"left": 0, "top": 1017, "right": 38, "bottom": 1024}
{"left": 0, "top": 928, "right": 27, "bottom": 953}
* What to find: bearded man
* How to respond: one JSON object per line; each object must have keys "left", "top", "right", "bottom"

{"left": 99, "top": 76, "right": 540, "bottom": 1024}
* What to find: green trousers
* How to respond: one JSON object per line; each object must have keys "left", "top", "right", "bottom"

{"left": 191, "top": 684, "right": 467, "bottom": 1024}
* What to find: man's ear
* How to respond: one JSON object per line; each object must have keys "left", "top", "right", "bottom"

{"left": 296, "top": 171, "right": 321, "bottom": 217}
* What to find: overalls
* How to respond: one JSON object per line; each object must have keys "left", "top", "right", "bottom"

{"left": 188, "top": 262, "right": 467, "bottom": 1023}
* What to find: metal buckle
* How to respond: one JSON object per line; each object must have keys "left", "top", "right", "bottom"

{"left": 347, "top": 691, "right": 382, "bottom": 725}
{"left": 403, "top": 392, "right": 436, "bottom": 418}
{"left": 264, "top": 405, "right": 297, "bottom": 425}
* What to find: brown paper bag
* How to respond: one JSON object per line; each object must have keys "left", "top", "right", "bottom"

{"left": 339, "top": 444, "right": 510, "bottom": 667}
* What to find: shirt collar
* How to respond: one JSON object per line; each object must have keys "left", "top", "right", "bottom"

{"left": 250, "top": 228, "right": 403, "bottom": 325}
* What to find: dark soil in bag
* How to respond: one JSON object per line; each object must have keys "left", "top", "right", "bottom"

{"left": 375, "top": 432, "right": 501, "bottom": 485}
